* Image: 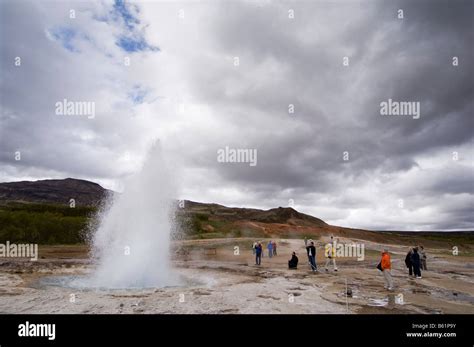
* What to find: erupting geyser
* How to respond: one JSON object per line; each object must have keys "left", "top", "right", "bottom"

{"left": 88, "top": 142, "right": 179, "bottom": 288}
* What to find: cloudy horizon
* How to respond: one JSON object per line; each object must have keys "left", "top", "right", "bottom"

{"left": 1, "top": 0, "right": 473, "bottom": 231}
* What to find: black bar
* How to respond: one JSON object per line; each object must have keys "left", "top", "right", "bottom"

{"left": 0, "top": 314, "right": 472, "bottom": 346}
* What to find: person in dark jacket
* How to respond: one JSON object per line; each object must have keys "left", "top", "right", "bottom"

{"left": 288, "top": 252, "right": 298, "bottom": 269}
{"left": 306, "top": 241, "right": 317, "bottom": 271}
{"left": 255, "top": 242, "right": 262, "bottom": 265}
{"left": 411, "top": 247, "right": 422, "bottom": 278}
{"left": 405, "top": 248, "right": 414, "bottom": 276}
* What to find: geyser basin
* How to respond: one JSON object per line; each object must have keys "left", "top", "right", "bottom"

{"left": 37, "top": 273, "right": 202, "bottom": 291}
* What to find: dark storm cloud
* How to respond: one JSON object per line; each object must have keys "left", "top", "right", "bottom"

{"left": 0, "top": 0, "right": 472, "bottom": 230}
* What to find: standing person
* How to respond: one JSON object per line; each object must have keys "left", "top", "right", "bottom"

{"left": 255, "top": 242, "right": 262, "bottom": 265}
{"left": 405, "top": 248, "right": 414, "bottom": 276}
{"left": 411, "top": 247, "right": 422, "bottom": 279}
{"left": 380, "top": 248, "right": 393, "bottom": 290}
{"left": 272, "top": 241, "right": 277, "bottom": 256}
{"left": 267, "top": 241, "right": 273, "bottom": 258}
{"left": 252, "top": 241, "right": 257, "bottom": 255}
{"left": 325, "top": 236, "right": 338, "bottom": 272}
{"left": 304, "top": 237, "right": 308, "bottom": 247}
{"left": 306, "top": 241, "right": 317, "bottom": 272}
{"left": 288, "top": 252, "right": 298, "bottom": 269}
{"left": 419, "top": 245, "right": 428, "bottom": 271}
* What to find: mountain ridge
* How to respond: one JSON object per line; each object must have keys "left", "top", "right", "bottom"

{"left": 0, "top": 178, "right": 111, "bottom": 207}
{"left": 0, "top": 178, "right": 326, "bottom": 225}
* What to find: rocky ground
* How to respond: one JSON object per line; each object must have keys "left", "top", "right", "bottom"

{"left": 0, "top": 237, "right": 473, "bottom": 314}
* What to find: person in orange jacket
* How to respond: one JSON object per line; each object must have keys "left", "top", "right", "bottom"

{"left": 380, "top": 248, "right": 393, "bottom": 290}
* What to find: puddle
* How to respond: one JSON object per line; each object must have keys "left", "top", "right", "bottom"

{"left": 34, "top": 274, "right": 206, "bottom": 291}
{"left": 368, "top": 298, "right": 388, "bottom": 307}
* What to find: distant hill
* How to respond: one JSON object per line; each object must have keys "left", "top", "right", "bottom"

{"left": 181, "top": 200, "right": 327, "bottom": 226}
{"left": 174, "top": 200, "right": 330, "bottom": 240}
{"left": 0, "top": 178, "right": 111, "bottom": 207}
{"left": 0, "top": 179, "right": 325, "bottom": 226}
{"left": 0, "top": 178, "right": 471, "bottom": 246}
{"left": 0, "top": 178, "right": 334, "bottom": 241}
{"left": 176, "top": 200, "right": 473, "bottom": 246}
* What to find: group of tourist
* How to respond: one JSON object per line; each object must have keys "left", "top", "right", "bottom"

{"left": 378, "top": 245, "right": 428, "bottom": 291}
{"left": 252, "top": 241, "right": 277, "bottom": 265}
{"left": 300, "top": 236, "right": 339, "bottom": 272}
{"left": 252, "top": 236, "right": 339, "bottom": 273}
{"left": 404, "top": 245, "right": 427, "bottom": 278}
{"left": 252, "top": 237, "right": 429, "bottom": 292}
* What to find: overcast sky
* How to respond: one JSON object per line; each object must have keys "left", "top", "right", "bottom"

{"left": 1, "top": 0, "right": 473, "bottom": 231}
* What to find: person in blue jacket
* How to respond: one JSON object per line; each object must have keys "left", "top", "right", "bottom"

{"left": 267, "top": 241, "right": 273, "bottom": 258}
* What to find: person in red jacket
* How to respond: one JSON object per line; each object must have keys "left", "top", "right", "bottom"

{"left": 381, "top": 248, "right": 393, "bottom": 290}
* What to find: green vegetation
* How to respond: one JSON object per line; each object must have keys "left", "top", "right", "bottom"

{"left": 2, "top": 203, "right": 472, "bottom": 246}
{"left": 0, "top": 203, "right": 95, "bottom": 244}
{"left": 0, "top": 204, "right": 242, "bottom": 244}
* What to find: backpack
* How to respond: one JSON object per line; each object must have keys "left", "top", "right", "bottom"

{"left": 404, "top": 254, "right": 410, "bottom": 267}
